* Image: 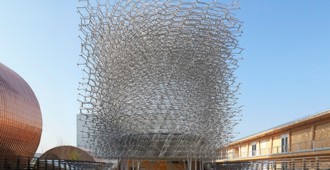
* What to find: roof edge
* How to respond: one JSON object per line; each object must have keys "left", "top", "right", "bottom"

{"left": 229, "top": 109, "right": 330, "bottom": 146}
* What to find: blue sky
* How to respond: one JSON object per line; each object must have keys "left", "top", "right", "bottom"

{"left": 236, "top": 0, "right": 330, "bottom": 139}
{"left": 1, "top": 1, "right": 330, "bottom": 153}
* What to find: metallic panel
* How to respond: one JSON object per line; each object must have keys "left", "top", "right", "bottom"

{"left": 0, "top": 63, "right": 42, "bottom": 158}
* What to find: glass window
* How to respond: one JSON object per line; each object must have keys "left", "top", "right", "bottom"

{"left": 281, "top": 135, "right": 288, "bottom": 153}
{"left": 251, "top": 143, "right": 257, "bottom": 156}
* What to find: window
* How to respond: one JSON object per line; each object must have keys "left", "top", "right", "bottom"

{"left": 251, "top": 143, "right": 257, "bottom": 156}
{"left": 281, "top": 134, "right": 289, "bottom": 153}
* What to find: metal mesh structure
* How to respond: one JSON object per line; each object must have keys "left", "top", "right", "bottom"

{"left": 78, "top": 0, "right": 242, "bottom": 160}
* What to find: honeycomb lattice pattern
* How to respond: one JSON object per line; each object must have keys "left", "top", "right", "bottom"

{"left": 78, "top": 0, "right": 242, "bottom": 159}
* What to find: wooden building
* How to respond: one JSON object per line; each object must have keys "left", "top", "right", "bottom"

{"left": 217, "top": 110, "right": 330, "bottom": 169}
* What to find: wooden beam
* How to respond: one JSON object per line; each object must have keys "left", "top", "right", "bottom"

{"left": 311, "top": 125, "right": 315, "bottom": 149}
{"left": 258, "top": 140, "right": 261, "bottom": 156}
{"left": 289, "top": 131, "right": 291, "bottom": 152}
{"left": 239, "top": 145, "right": 241, "bottom": 158}
{"left": 270, "top": 136, "right": 273, "bottom": 154}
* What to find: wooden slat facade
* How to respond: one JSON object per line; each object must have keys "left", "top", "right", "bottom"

{"left": 217, "top": 110, "right": 330, "bottom": 169}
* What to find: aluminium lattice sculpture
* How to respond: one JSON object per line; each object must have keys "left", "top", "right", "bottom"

{"left": 78, "top": 0, "right": 242, "bottom": 160}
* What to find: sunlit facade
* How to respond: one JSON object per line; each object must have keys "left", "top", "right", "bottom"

{"left": 217, "top": 110, "right": 330, "bottom": 169}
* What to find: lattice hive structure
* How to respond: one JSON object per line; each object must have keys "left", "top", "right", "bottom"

{"left": 78, "top": 0, "right": 242, "bottom": 159}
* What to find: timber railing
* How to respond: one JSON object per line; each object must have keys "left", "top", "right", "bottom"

{"left": 224, "top": 138, "right": 330, "bottom": 159}
{"left": 217, "top": 156, "right": 330, "bottom": 170}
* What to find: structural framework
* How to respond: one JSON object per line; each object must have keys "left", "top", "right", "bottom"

{"left": 78, "top": 0, "right": 242, "bottom": 160}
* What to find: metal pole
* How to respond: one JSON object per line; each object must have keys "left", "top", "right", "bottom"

{"left": 16, "top": 157, "right": 20, "bottom": 170}
{"left": 137, "top": 160, "right": 140, "bottom": 170}
{"left": 5, "top": 158, "right": 8, "bottom": 169}
{"left": 187, "top": 158, "right": 192, "bottom": 170}
{"left": 27, "top": 157, "right": 31, "bottom": 170}
{"left": 132, "top": 159, "right": 134, "bottom": 170}
{"left": 36, "top": 158, "right": 40, "bottom": 170}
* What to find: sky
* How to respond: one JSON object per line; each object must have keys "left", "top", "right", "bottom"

{"left": 0, "top": 1, "right": 330, "bottom": 153}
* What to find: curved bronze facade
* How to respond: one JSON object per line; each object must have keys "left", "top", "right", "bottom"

{"left": 40, "top": 145, "right": 95, "bottom": 162}
{"left": 0, "top": 63, "right": 42, "bottom": 158}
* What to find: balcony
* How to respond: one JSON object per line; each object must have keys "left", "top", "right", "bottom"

{"left": 224, "top": 138, "right": 330, "bottom": 159}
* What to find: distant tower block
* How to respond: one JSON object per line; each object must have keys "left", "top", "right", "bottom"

{"left": 0, "top": 63, "right": 42, "bottom": 159}
{"left": 78, "top": 0, "right": 242, "bottom": 159}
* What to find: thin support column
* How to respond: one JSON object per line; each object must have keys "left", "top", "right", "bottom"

{"left": 137, "top": 160, "right": 140, "bottom": 170}
{"left": 132, "top": 159, "right": 135, "bottom": 170}
{"left": 120, "top": 159, "right": 127, "bottom": 170}
{"left": 120, "top": 159, "right": 123, "bottom": 170}
{"left": 187, "top": 158, "right": 192, "bottom": 170}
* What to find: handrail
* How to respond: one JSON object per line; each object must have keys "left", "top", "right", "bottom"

{"left": 0, "top": 156, "right": 106, "bottom": 170}
{"left": 224, "top": 138, "right": 330, "bottom": 159}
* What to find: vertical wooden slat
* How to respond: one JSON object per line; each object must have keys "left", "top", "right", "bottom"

{"left": 310, "top": 125, "right": 315, "bottom": 149}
